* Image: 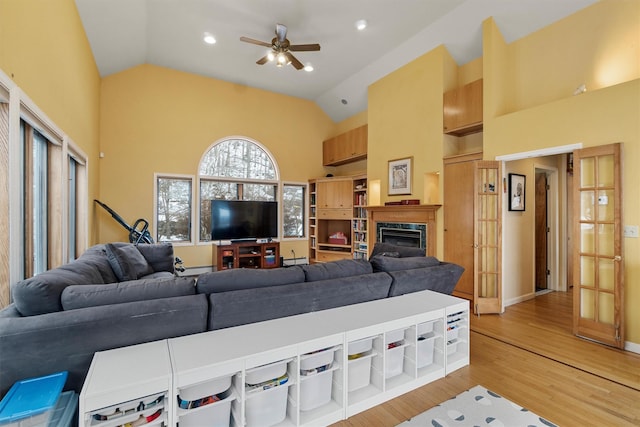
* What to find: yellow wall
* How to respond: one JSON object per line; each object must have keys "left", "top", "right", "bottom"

{"left": 0, "top": 0, "right": 101, "bottom": 242}
{"left": 482, "top": 0, "right": 640, "bottom": 343}
{"left": 99, "top": 64, "right": 334, "bottom": 267}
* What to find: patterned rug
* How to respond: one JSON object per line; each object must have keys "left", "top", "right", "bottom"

{"left": 398, "top": 385, "right": 557, "bottom": 427}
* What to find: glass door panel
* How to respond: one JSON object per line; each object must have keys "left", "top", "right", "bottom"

{"left": 573, "top": 144, "right": 623, "bottom": 348}
{"left": 474, "top": 161, "right": 501, "bottom": 314}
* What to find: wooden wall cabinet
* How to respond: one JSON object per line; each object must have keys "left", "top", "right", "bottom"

{"left": 323, "top": 125, "right": 368, "bottom": 166}
{"left": 443, "top": 79, "right": 483, "bottom": 136}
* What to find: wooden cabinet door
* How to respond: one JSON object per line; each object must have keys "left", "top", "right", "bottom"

{"left": 346, "top": 125, "right": 367, "bottom": 159}
{"left": 323, "top": 136, "right": 339, "bottom": 165}
{"left": 317, "top": 180, "right": 353, "bottom": 209}
{"left": 444, "top": 154, "right": 480, "bottom": 301}
{"left": 322, "top": 125, "right": 368, "bottom": 166}
{"left": 443, "top": 79, "right": 483, "bottom": 136}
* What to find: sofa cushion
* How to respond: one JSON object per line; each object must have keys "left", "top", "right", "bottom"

{"left": 12, "top": 257, "right": 117, "bottom": 316}
{"left": 387, "top": 263, "right": 464, "bottom": 297}
{"left": 208, "top": 272, "right": 392, "bottom": 330}
{"left": 136, "top": 243, "right": 175, "bottom": 273}
{"left": 301, "top": 259, "right": 372, "bottom": 282}
{"left": 369, "top": 242, "right": 426, "bottom": 259}
{"left": 105, "top": 243, "right": 155, "bottom": 281}
{"left": 196, "top": 267, "right": 305, "bottom": 294}
{"left": 61, "top": 277, "right": 196, "bottom": 310}
{"left": 370, "top": 255, "right": 440, "bottom": 272}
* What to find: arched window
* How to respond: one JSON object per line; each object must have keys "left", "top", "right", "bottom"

{"left": 198, "top": 137, "right": 279, "bottom": 241}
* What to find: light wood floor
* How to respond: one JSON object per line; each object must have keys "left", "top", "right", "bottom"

{"left": 331, "top": 291, "right": 640, "bottom": 426}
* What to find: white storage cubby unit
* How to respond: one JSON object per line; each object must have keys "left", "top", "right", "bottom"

{"left": 446, "top": 303, "right": 470, "bottom": 372}
{"left": 79, "top": 291, "right": 469, "bottom": 426}
{"left": 79, "top": 340, "right": 172, "bottom": 427}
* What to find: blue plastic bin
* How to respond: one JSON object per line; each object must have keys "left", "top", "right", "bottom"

{"left": 0, "top": 372, "right": 68, "bottom": 427}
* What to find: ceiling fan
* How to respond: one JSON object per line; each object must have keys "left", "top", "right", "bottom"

{"left": 240, "top": 23, "right": 320, "bottom": 70}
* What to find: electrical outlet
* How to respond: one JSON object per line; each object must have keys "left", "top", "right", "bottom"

{"left": 623, "top": 225, "right": 639, "bottom": 238}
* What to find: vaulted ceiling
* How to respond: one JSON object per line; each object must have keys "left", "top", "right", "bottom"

{"left": 76, "top": 0, "right": 596, "bottom": 122}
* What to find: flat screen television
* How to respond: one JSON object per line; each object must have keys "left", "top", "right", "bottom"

{"left": 211, "top": 200, "right": 278, "bottom": 241}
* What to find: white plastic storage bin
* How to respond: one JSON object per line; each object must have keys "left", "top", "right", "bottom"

{"left": 347, "top": 337, "right": 372, "bottom": 357}
{"left": 245, "top": 360, "right": 288, "bottom": 386}
{"left": 385, "top": 345, "right": 405, "bottom": 379}
{"left": 179, "top": 398, "right": 233, "bottom": 427}
{"left": 347, "top": 353, "right": 375, "bottom": 392}
{"left": 417, "top": 335, "right": 436, "bottom": 368}
{"left": 386, "top": 329, "right": 405, "bottom": 344}
{"left": 299, "top": 369, "right": 333, "bottom": 411}
{"left": 245, "top": 385, "right": 289, "bottom": 427}
{"left": 300, "top": 346, "right": 336, "bottom": 372}
{"left": 446, "top": 326, "right": 459, "bottom": 342}
{"left": 417, "top": 321, "right": 434, "bottom": 336}
{"left": 179, "top": 375, "right": 232, "bottom": 401}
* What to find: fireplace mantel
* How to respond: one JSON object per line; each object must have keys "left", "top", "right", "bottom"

{"left": 366, "top": 204, "right": 441, "bottom": 256}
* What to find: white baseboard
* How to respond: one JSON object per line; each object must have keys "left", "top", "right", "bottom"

{"left": 624, "top": 340, "right": 640, "bottom": 354}
{"left": 283, "top": 257, "right": 308, "bottom": 266}
{"left": 503, "top": 293, "right": 535, "bottom": 307}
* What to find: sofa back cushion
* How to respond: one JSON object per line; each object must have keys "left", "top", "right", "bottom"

{"left": 369, "top": 242, "right": 426, "bottom": 259}
{"left": 196, "top": 267, "right": 305, "bottom": 294}
{"left": 208, "top": 272, "right": 392, "bottom": 330}
{"left": 387, "top": 263, "right": 464, "bottom": 297}
{"left": 105, "top": 243, "right": 155, "bottom": 281}
{"left": 370, "top": 255, "right": 440, "bottom": 272}
{"left": 301, "top": 259, "right": 372, "bottom": 282}
{"left": 61, "top": 277, "right": 196, "bottom": 310}
{"left": 12, "top": 252, "right": 117, "bottom": 316}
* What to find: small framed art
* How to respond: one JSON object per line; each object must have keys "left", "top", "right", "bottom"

{"left": 388, "top": 157, "right": 412, "bottom": 195}
{"left": 508, "top": 173, "right": 526, "bottom": 211}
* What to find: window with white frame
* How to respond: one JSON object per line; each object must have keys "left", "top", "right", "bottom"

{"left": 282, "top": 183, "right": 306, "bottom": 238}
{"left": 198, "top": 138, "right": 279, "bottom": 242}
{"left": 156, "top": 176, "right": 193, "bottom": 243}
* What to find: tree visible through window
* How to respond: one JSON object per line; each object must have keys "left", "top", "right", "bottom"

{"left": 156, "top": 177, "right": 192, "bottom": 242}
{"left": 199, "top": 138, "right": 278, "bottom": 241}
{"left": 283, "top": 184, "right": 305, "bottom": 238}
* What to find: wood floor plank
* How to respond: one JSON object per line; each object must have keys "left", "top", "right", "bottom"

{"left": 331, "top": 291, "right": 640, "bottom": 427}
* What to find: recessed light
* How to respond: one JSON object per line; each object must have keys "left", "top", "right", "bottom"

{"left": 203, "top": 32, "right": 216, "bottom": 44}
{"left": 341, "top": 99, "right": 348, "bottom": 105}
{"left": 304, "top": 64, "right": 314, "bottom": 72}
{"left": 355, "top": 19, "right": 367, "bottom": 31}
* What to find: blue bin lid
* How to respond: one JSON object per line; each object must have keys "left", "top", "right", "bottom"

{"left": 0, "top": 372, "right": 68, "bottom": 423}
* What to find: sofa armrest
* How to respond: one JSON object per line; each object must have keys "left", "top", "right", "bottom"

{"left": 387, "top": 262, "right": 464, "bottom": 297}
{"left": 0, "top": 294, "right": 208, "bottom": 395}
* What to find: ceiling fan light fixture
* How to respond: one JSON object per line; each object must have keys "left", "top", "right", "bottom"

{"left": 267, "top": 51, "right": 275, "bottom": 61}
{"left": 203, "top": 32, "right": 216, "bottom": 44}
{"left": 277, "top": 52, "right": 287, "bottom": 64}
{"left": 355, "top": 19, "right": 367, "bottom": 31}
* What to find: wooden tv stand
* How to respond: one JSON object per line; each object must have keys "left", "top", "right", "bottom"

{"left": 213, "top": 241, "right": 280, "bottom": 270}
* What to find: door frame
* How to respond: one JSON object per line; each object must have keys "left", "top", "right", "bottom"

{"left": 497, "top": 143, "right": 581, "bottom": 307}
{"left": 534, "top": 164, "right": 561, "bottom": 292}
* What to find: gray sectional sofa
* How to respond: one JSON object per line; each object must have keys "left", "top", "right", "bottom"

{"left": 0, "top": 242, "right": 463, "bottom": 396}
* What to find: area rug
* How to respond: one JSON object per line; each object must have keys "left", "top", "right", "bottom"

{"left": 398, "top": 385, "right": 557, "bottom": 427}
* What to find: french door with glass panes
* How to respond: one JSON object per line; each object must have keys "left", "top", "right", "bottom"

{"left": 474, "top": 161, "right": 502, "bottom": 314}
{"left": 573, "top": 143, "right": 624, "bottom": 348}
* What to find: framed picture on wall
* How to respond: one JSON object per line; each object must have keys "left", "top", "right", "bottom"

{"left": 388, "top": 157, "right": 412, "bottom": 195}
{"left": 508, "top": 173, "right": 526, "bottom": 211}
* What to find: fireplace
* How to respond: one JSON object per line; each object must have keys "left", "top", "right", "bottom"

{"left": 366, "top": 205, "right": 441, "bottom": 256}
{"left": 377, "top": 223, "right": 425, "bottom": 249}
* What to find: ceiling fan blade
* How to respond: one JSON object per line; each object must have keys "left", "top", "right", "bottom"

{"left": 275, "top": 24, "right": 287, "bottom": 44}
{"left": 286, "top": 52, "right": 304, "bottom": 70}
{"left": 256, "top": 55, "right": 270, "bottom": 65}
{"left": 289, "top": 43, "right": 321, "bottom": 52}
{"left": 240, "top": 36, "right": 272, "bottom": 48}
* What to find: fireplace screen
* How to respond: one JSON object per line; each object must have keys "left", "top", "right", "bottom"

{"left": 377, "top": 222, "right": 426, "bottom": 249}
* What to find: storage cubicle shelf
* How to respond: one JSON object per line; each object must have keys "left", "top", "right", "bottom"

{"left": 79, "top": 291, "right": 469, "bottom": 427}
